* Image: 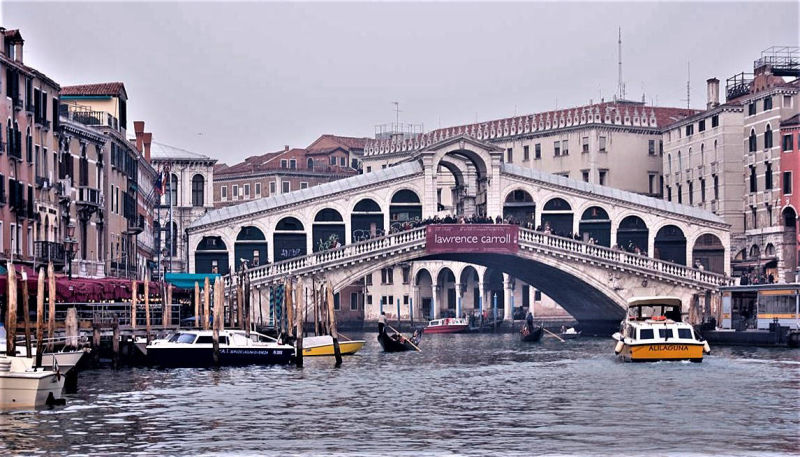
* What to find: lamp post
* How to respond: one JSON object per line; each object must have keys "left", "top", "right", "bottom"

{"left": 64, "top": 222, "right": 77, "bottom": 279}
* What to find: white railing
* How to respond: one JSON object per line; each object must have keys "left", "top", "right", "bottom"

{"left": 228, "top": 225, "right": 727, "bottom": 288}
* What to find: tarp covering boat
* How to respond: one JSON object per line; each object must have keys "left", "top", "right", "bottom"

{"left": 164, "top": 273, "right": 220, "bottom": 290}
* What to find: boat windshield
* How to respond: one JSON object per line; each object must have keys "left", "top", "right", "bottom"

{"left": 168, "top": 333, "right": 197, "bottom": 344}
{"left": 628, "top": 305, "right": 681, "bottom": 321}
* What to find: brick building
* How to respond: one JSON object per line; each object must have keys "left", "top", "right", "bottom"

{"left": 780, "top": 113, "right": 799, "bottom": 275}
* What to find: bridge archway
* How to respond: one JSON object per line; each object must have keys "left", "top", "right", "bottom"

{"left": 274, "top": 217, "right": 306, "bottom": 261}
{"left": 654, "top": 225, "right": 687, "bottom": 265}
{"left": 195, "top": 236, "right": 229, "bottom": 275}
{"left": 351, "top": 198, "right": 384, "bottom": 242}
{"left": 313, "top": 208, "right": 345, "bottom": 252}
{"left": 691, "top": 233, "right": 725, "bottom": 273}
{"left": 617, "top": 215, "right": 649, "bottom": 253}
{"left": 483, "top": 268, "right": 505, "bottom": 318}
{"left": 436, "top": 267, "right": 457, "bottom": 318}
{"left": 390, "top": 189, "right": 422, "bottom": 227}
{"left": 579, "top": 206, "right": 611, "bottom": 246}
{"left": 414, "top": 268, "right": 434, "bottom": 320}
{"left": 503, "top": 189, "right": 535, "bottom": 224}
{"left": 430, "top": 142, "right": 493, "bottom": 216}
{"left": 541, "top": 198, "right": 573, "bottom": 236}
{"left": 458, "top": 265, "right": 481, "bottom": 314}
{"left": 235, "top": 226, "right": 267, "bottom": 269}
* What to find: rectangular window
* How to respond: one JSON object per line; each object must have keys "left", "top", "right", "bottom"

{"left": 713, "top": 175, "right": 719, "bottom": 200}
{"left": 648, "top": 174, "right": 656, "bottom": 194}
{"left": 748, "top": 102, "right": 756, "bottom": 116}
{"left": 269, "top": 181, "right": 276, "bottom": 194}
{"left": 685, "top": 124, "right": 694, "bottom": 136}
{"left": 784, "top": 95, "right": 793, "bottom": 108}
{"left": 561, "top": 140, "right": 569, "bottom": 155}
{"left": 598, "top": 170, "right": 607, "bottom": 186}
{"left": 367, "top": 295, "right": 372, "bottom": 305}
{"left": 658, "top": 328, "right": 674, "bottom": 339}
{"left": 506, "top": 148, "right": 513, "bottom": 163}
{"left": 221, "top": 185, "right": 227, "bottom": 200}
{"left": 402, "top": 266, "right": 410, "bottom": 284}
{"left": 582, "top": 170, "right": 589, "bottom": 182}
{"left": 582, "top": 137, "right": 589, "bottom": 153}
{"left": 765, "top": 162, "right": 773, "bottom": 189}
{"left": 403, "top": 295, "right": 409, "bottom": 305}
{"left": 639, "top": 329, "right": 654, "bottom": 340}
{"left": 700, "top": 178, "right": 706, "bottom": 203}
{"left": 280, "top": 159, "right": 287, "bottom": 168}
{"left": 677, "top": 184, "right": 682, "bottom": 204}
{"left": 750, "top": 166, "right": 757, "bottom": 192}
{"left": 688, "top": 181, "right": 694, "bottom": 205}
{"left": 534, "top": 290, "right": 542, "bottom": 301}
{"left": 289, "top": 159, "right": 296, "bottom": 169}
{"left": 255, "top": 182, "right": 261, "bottom": 197}
{"left": 282, "top": 181, "right": 290, "bottom": 193}
{"left": 523, "top": 145, "right": 530, "bottom": 161}
{"left": 599, "top": 136, "right": 607, "bottom": 153}
{"left": 678, "top": 328, "right": 693, "bottom": 339}
{"left": 243, "top": 184, "right": 250, "bottom": 197}
{"left": 764, "top": 96, "right": 772, "bottom": 111}
{"left": 783, "top": 134, "right": 794, "bottom": 152}
{"left": 350, "top": 292, "right": 359, "bottom": 311}
{"left": 784, "top": 171, "right": 792, "bottom": 195}
{"left": 648, "top": 140, "right": 655, "bottom": 155}
{"left": 554, "top": 141, "right": 560, "bottom": 156}
{"left": 365, "top": 273, "right": 372, "bottom": 286}
{"left": 366, "top": 166, "right": 372, "bottom": 172}
{"left": 300, "top": 182, "right": 308, "bottom": 189}
{"left": 698, "top": 119, "right": 705, "bottom": 132}
{"left": 330, "top": 156, "right": 336, "bottom": 166}
{"left": 232, "top": 184, "right": 239, "bottom": 198}
{"left": 381, "top": 267, "right": 394, "bottom": 284}
{"left": 711, "top": 115, "right": 719, "bottom": 128}
{"left": 752, "top": 206, "right": 757, "bottom": 228}
{"left": 534, "top": 143, "right": 541, "bottom": 159}
{"left": 340, "top": 157, "right": 346, "bottom": 166}
{"left": 334, "top": 293, "right": 340, "bottom": 311}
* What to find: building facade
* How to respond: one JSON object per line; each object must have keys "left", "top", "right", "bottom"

{"left": 780, "top": 114, "right": 799, "bottom": 276}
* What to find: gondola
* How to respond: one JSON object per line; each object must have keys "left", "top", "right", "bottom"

{"left": 520, "top": 322, "right": 543, "bottom": 342}
{"left": 377, "top": 324, "right": 421, "bottom": 352}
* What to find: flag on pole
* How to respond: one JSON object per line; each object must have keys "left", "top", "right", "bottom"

{"left": 153, "top": 170, "right": 164, "bottom": 196}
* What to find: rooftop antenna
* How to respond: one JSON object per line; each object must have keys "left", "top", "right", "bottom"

{"left": 392, "top": 101, "right": 402, "bottom": 126}
{"left": 681, "top": 62, "right": 691, "bottom": 109}
{"left": 617, "top": 27, "right": 626, "bottom": 101}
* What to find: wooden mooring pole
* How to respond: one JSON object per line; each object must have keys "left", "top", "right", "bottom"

{"left": 112, "top": 318, "right": 120, "bottom": 369}
{"left": 144, "top": 276, "right": 151, "bottom": 343}
{"left": 212, "top": 276, "right": 223, "bottom": 366}
{"left": 236, "top": 280, "right": 243, "bottom": 330}
{"left": 166, "top": 283, "right": 173, "bottom": 327}
{"left": 244, "top": 276, "right": 251, "bottom": 337}
{"left": 131, "top": 280, "right": 138, "bottom": 330}
{"left": 65, "top": 308, "right": 78, "bottom": 350}
{"left": 22, "top": 271, "right": 32, "bottom": 358}
{"left": 203, "top": 277, "right": 211, "bottom": 330}
{"left": 92, "top": 325, "right": 101, "bottom": 365}
{"left": 47, "top": 262, "right": 55, "bottom": 352}
{"left": 286, "top": 279, "right": 294, "bottom": 338}
{"left": 326, "top": 280, "right": 342, "bottom": 367}
{"left": 194, "top": 281, "right": 200, "bottom": 328}
{"left": 35, "top": 267, "right": 45, "bottom": 368}
{"left": 5, "top": 261, "right": 17, "bottom": 356}
{"left": 295, "top": 278, "right": 304, "bottom": 367}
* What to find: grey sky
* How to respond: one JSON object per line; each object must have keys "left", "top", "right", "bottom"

{"left": 4, "top": 1, "right": 799, "bottom": 165}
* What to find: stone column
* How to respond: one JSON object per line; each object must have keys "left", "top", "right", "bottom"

{"left": 610, "top": 223, "right": 618, "bottom": 249}
{"left": 432, "top": 282, "right": 439, "bottom": 319}
{"left": 477, "top": 279, "right": 485, "bottom": 315}
{"left": 455, "top": 281, "right": 463, "bottom": 317}
{"left": 529, "top": 285, "right": 536, "bottom": 318}
{"left": 503, "top": 274, "right": 513, "bottom": 321}
{"left": 648, "top": 233, "right": 656, "bottom": 259}
{"left": 411, "top": 284, "right": 420, "bottom": 322}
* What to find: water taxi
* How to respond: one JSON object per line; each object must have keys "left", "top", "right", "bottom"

{"left": 612, "top": 297, "right": 711, "bottom": 362}
{"left": 424, "top": 317, "right": 469, "bottom": 334}
{"left": 301, "top": 335, "right": 365, "bottom": 356}
{"left": 146, "top": 329, "right": 294, "bottom": 367}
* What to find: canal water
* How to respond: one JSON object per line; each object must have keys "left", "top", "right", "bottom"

{"left": 1, "top": 333, "right": 798, "bottom": 456}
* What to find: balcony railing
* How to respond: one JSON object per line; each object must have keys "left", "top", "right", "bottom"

{"left": 13, "top": 97, "right": 23, "bottom": 110}
{"left": 77, "top": 186, "right": 102, "bottom": 207}
{"left": 34, "top": 241, "right": 66, "bottom": 265}
{"left": 126, "top": 214, "right": 145, "bottom": 235}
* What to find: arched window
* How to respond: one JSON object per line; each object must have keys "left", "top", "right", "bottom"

{"left": 307, "top": 157, "right": 314, "bottom": 170}
{"left": 167, "top": 174, "right": 178, "bottom": 206}
{"left": 191, "top": 174, "right": 204, "bottom": 207}
{"left": 764, "top": 124, "right": 773, "bottom": 149}
{"left": 668, "top": 154, "right": 672, "bottom": 174}
{"left": 749, "top": 129, "right": 757, "bottom": 152}
{"left": 678, "top": 151, "right": 682, "bottom": 170}
{"left": 700, "top": 144, "right": 705, "bottom": 166}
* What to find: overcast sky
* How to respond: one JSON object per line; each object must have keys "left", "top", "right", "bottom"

{"left": 4, "top": 1, "right": 798, "bottom": 164}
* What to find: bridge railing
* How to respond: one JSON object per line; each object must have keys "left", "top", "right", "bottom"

{"left": 518, "top": 228, "right": 728, "bottom": 286}
{"left": 233, "top": 227, "right": 427, "bottom": 287}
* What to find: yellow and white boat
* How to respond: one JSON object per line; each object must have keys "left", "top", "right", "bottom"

{"left": 612, "top": 297, "right": 711, "bottom": 362}
{"left": 301, "top": 335, "right": 365, "bottom": 357}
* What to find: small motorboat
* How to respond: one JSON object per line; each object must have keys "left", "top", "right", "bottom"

{"left": 301, "top": 335, "right": 365, "bottom": 356}
{"left": 520, "top": 322, "right": 543, "bottom": 342}
{"left": 612, "top": 296, "right": 711, "bottom": 362}
{"left": 0, "top": 331, "right": 87, "bottom": 373}
{"left": 560, "top": 327, "right": 581, "bottom": 340}
{"left": 424, "top": 317, "right": 469, "bottom": 334}
{"left": 377, "top": 325, "right": 421, "bottom": 353}
{"left": 1, "top": 355, "right": 66, "bottom": 409}
{"left": 146, "top": 329, "right": 295, "bottom": 367}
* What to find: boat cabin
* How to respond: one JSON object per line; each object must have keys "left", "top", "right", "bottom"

{"left": 626, "top": 297, "right": 684, "bottom": 322}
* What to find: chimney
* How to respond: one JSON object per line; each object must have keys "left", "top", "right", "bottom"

{"left": 706, "top": 78, "right": 720, "bottom": 109}
{"left": 14, "top": 41, "right": 23, "bottom": 63}
{"left": 143, "top": 132, "right": 152, "bottom": 162}
{"left": 133, "top": 121, "right": 145, "bottom": 152}
{"left": 284, "top": 145, "right": 290, "bottom": 152}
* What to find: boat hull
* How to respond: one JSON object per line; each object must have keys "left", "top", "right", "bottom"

{"left": 424, "top": 324, "right": 469, "bottom": 334}
{"left": 377, "top": 331, "right": 418, "bottom": 352}
{"left": 147, "top": 346, "right": 294, "bottom": 368}
{"left": 0, "top": 357, "right": 66, "bottom": 409}
{"left": 520, "top": 324, "right": 543, "bottom": 342}
{"left": 302, "top": 340, "right": 365, "bottom": 356}
{"left": 618, "top": 343, "right": 705, "bottom": 362}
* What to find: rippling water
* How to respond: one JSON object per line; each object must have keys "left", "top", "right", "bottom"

{"left": 2, "top": 333, "right": 798, "bottom": 456}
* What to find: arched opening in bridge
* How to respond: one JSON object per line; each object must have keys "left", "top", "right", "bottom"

{"left": 235, "top": 226, "right": 267, "bottom": 269}
{"left": 654, "top": 225, "right": 687, "bottom": 265}
{"left": 195, "top": 236, "right": 229, "bottom": 274}
{"left": 436, "top": 160, "right": 465, "bottom": 214}
{"left": 617, "top": 216, "right": 649, "bottom": 253}
{"left": 503, "top": 189, "right": 535, "bottom": 224}
{"left": 273, "top": 217, "right": 306, "bottom": 262}
{"left": 483, "top": 268, "right": 505, "bottom": 319}
{"left": 351, "top": 198, "right": 384, "bottom": 242}
{"left": 459, "top": 265, "right": 481, "bottom": 315}
{"left": 691, "top": 233, "right": 725, "bottom": 273}
{"left": 541, "top": 198, "right": 573, "bottom": 236}
{"left": 436, "top": 147, "right": 489, "bottom": 216}
{"left": 389, "top": 189, "right": 422, "bottom": 228}
{"left": 415, "top": 268, "right": 433, "bottom": 320}
{"left": 436, "top": 268, "right": 457, "bottom": 318}
{"left": 579, "top": 206, "right": 611, "bottom": 247}
{"left": 313, "top": 208, "right": 345, "bottom": 252}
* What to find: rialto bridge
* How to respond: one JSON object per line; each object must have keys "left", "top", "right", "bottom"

{"left": 187, "top": 135, "right": 731, "bottom": 331}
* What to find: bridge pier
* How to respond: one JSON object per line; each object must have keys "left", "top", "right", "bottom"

{"left": 503, "top": 273, "right": 513, "bottom": 321}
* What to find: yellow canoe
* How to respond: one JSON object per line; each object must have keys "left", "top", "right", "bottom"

{"left": 301, "top": 336, "right": 365, "bottom": 356}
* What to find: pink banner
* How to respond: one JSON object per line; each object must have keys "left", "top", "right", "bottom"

{"left": 426, "top": 224, "right": 520, "bottom": 255}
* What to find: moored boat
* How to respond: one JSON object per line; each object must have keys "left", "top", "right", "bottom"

{"left": 302, "top": 335, "right": 365, "bottom": 356}
{"left": 146, "top": 329, "right": 294, "bottom": 367}
{"left": 424, "top": 317, "right": 469, "bottom": 334}
{"left": 0, "top": 356, "right": 66, "bottom": 409}
{"left": 612, "top": 297, "right": 711, "bottom": 362}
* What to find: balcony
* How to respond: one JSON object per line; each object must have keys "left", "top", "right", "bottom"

{"left": 711, "top": 200, "right": 719, "bottom": 213}
{"left": 41, "top": 119, "right": 51, "bottom": 131}
{"left": 711, "top": 161, "right": 719, "bottom": 175}
{"left": 685, "top": 168, "right": 693, "bottom": 181}
{"left": 34, "top": 241, "right": 65, "bottom": 265}
{"left": 35, "top": 175, "right": 51, "bottom": 189}
{"left": 13, "top": 97, "right": 23, "bottom": 111}
{"left": 25, "top": 102, "right": 34, "bottom": 114}
{"left": 77, "top": 186, "right": 102, "bottom": 207}
{"left": 126, "top": 214, "right": 145, "bottom": 235}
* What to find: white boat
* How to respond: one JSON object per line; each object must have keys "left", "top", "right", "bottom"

{"left": 1, "top": 344, "right": 87, "bottom": 372}
{"left": 146, "top": 329, "right": 295, "bottom": 367}
{"left": 0, "top": 355, "right": 66, "bottom": 409}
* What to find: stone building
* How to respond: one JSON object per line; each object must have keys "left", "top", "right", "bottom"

{"left": 0, "top": 28, "right": 61, "bottom": 269}
{"left": 150, "top": 140, "right": 216, "bottom": 277}
{"left": 779, "top": 113, "right": 799, "bottom": 276}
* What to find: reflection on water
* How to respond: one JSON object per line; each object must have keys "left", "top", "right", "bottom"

{"left": 2, "top": 334, "right": 799, "bottom": 456}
